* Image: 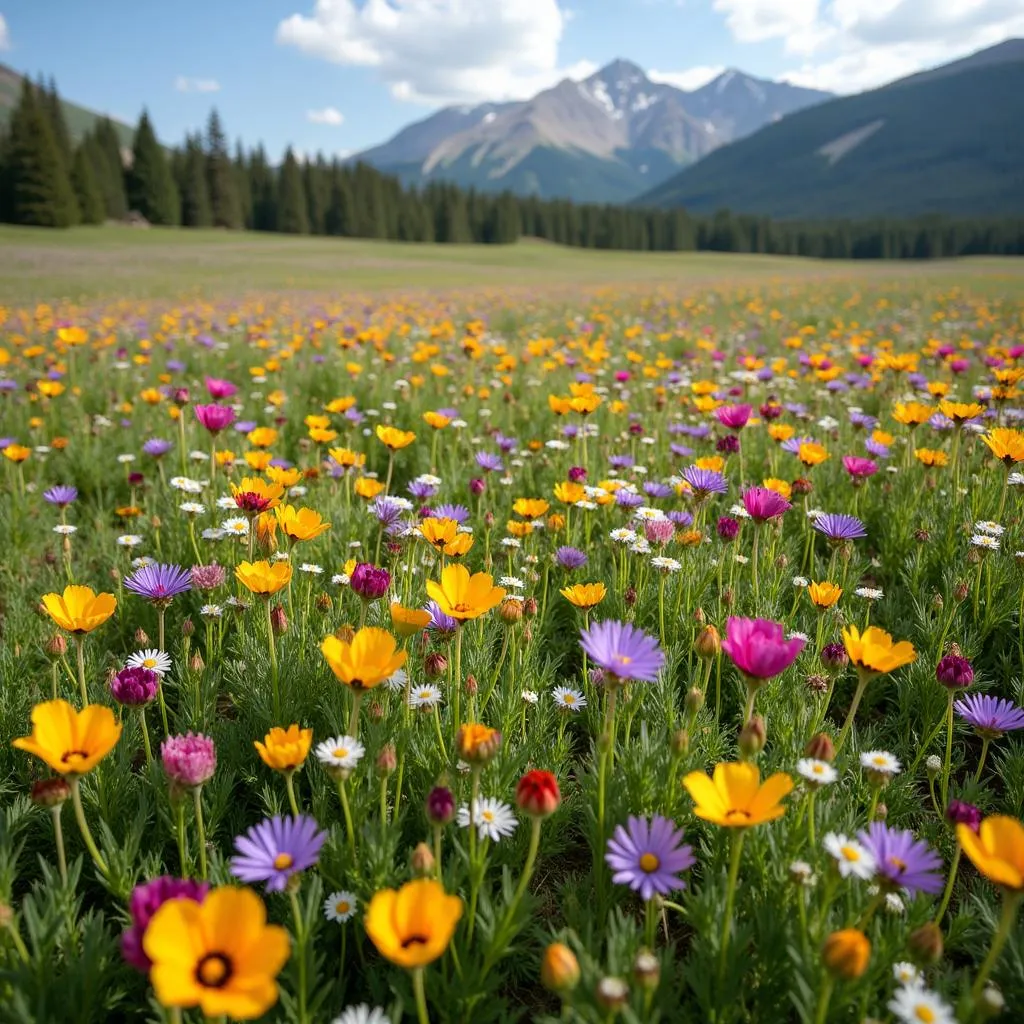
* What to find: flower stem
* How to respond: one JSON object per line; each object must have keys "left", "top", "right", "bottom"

{"left": 835, "top": 669, "right": 871, "bottom": 754}
{"left": 74, "top": 636, "right": 88, "bottom": 707}
{"left": 285, "top": 771, "right": 301, "bottom": 818}
{"left": 138, "top": 708, "right": 153, "bottom": 766}
{"left": 288, "top": 886, "right": 309, "bottom": 1024}
{"left": 813, "top": 976, "right": 834, "bottom": 1024}
{"left": 156, "top": 608, "right": 170, "bottom": 735}
{"left": 453, "top": 626, "right": 464, "bottom": 734}
{"left": 501, "top": 817, "right": 541, "bottom": 933}
{"left": 347, "top": 691, "right": 364, "bottom": 738}
{"left": 266, "top": 599, "right": 280, "bottom": 722}
{"left": 412, "top": 968, "right": 431, "bottom": 1024}
{"left": 974, "top": 737, "right": 990, "bottom": 783}
{"left": 175, "top": 799, "right": 188, "bottom": 876}
{"left": 70, "top": 778, "right": 109, "bottom": 876}
{"left": 717, "top": 829, "right": 746, "bottom": 987}
{"left": 51, "top": 805, "right": 68, "bottom": 886}
{"left": 971, "top": 893, "right": 1021, "bottom": 1001}
{"left": 940, "top": 690, "right": 955, "bottom": 809}
{"left": 193, "top": 786, "right": 208, "bottom": 880}
{"left": 934, "top": 843, "right": 961, "bottom": 925}
{"left": 337, "top": 778, "right": 356, "bottom": 855}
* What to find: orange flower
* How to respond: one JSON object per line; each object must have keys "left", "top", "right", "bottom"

{"left": 375, "top": 425, "right": 416, "bottom": 450}
{"left": 426, "top": 565, "right": 505, "bottom": 622}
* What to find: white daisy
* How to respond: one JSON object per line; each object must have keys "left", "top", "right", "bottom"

{"left": 384, "top": 668, "right": 408, "bottom": 693}
{"left": 170, "top": 476, "right": 204, "bottom": 494}
{"left": 180, "top": 502, "right": 206, "bottom": 515}
{"left": 216, "top": 495, "right": 238, "bottom": 509}
{"left": 53, "top": 524, "right": 77, "bottom": 535}
{"left": 409, "top": 684, "right": 443, "bottom": 709}
{"left": 796, "top": 758, "right": 837, "bottom": 785}
{"left": 970, "top": 534, "right": 1000, "bottom": 551}
{"left": 974, "top": 520, "right": 1005, "bottom": 536}
{"left": 200, "top": 604, "right": 223, "bottom": 618}
{"left": 221, "top": 517, "right": 249, "bottom": 537}
{"left": 792, "top": 576, "right": 810, "bottom": 588}
{"left": 552, "top": 686, "right": 586, "bottom": 712}
{"left": 131, "top": 556, "right": 155, "bottom": 569}
{"left": 457, "top": 797, "right": 518, "bottom": 842}
{"left": 323, "top": 891, "right": 359, "bottom": 924}
{"left": 892, "top": 962, "right": 920, "bottom": 986}
{"left": 332, "top": 574, "right": 350, "bottom": 587}
{"left": 499, "top": 576, "right": 525, "bottom": 588}
{"left": 202, "top": 528, "right": 226, "bottom": 541}
{"left": 117, "top": 453, "right": 136, "bottom": 464}
{"left": 650, "top": 556, "right": 682, "bottom": 572}
{"left": 855, "top": 587, "right": 884, "bottom": 600}
{"left": 521, "top": 690, "right": 539, "bottom": 705}
{"left": 823, "top": 832, "right": 877, "bottom": 880}
{"left": 888, "top": 985, "right": 956, "bottom": 1024}
{"left": 500, "top": 537, "right": 521, "bottom": 549}
{"left": 126, "top": 649, "right": 172, "bottom": 676}
{"left": 315, "top": 735, "right": 365, "bottom": 771}
{"left": 299, "top": 563, "right": 323, "bottom": 574}
{"left": 789, "top": 861, "right": 816, "bottom": 886}
{"left": 117, "top": 534, "right": 143, "bottom": 547}
{"left": 609, "top": 528, "right": 638, "bottom": 543}
{"left": 860, "top": 750, "right": 902, "bottom": 776}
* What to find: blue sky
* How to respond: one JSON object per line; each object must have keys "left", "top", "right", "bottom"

{"left": 1, "top": 1, "right": 1021, "bottom": 158}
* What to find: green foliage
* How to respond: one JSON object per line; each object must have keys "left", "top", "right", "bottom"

{"left": 126, "top": 111, "right": 178, "bottom": 226}
{"left": 177, "top": 133, "right": 212, "bottom": 228}
{"left": 70, "top": 141, "right": 105, "bottom": 225}
{"left": 276, "top": 148, "right": 309, "bottom": 234}
{"left": 204, "top": 109, "right": 242, "bottom": 230}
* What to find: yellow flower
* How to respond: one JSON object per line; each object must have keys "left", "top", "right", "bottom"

{"left": 375, "top": 425, "right": 416, "bottom": 450}
{"left": 892, "top": 402, "right": 934, "bottom": 427}
{"left": 506, "top": 520, "right": 533, "bottom": 538}
{"left": 553, "top": 481, "right": 586, "bottom": 504}
{"left": 254, "top": 725, "right": 313, "bottom": 772}
{"left": 231, "top": 477, "right": 284, "bottom": 513}
{"left": 321, "top": 627, "right": 407, "bottom": 690}
{"left": 768, "top": 424, "right": 795, "bottom": 443}
{"left": 957, "top": 815, "right": 1024, "bottom": 890}
{"left": 682, "top": 761, "right": 793, "bottom": 827}
{"left": 808, "top": 581, "right": 842, "bottom": 609}
{"left": 328, "top": 447, "right": 365, "bottom": 470}
{"left": 762, "top": 478, "right": 792, "bottom": 500}
{"left": 798, "top": 442, "right": 829, "bottom": 467}
{"left": 694, "top": 455, "right": 725, "bottom": 472}
{"left": 12, "top": 699, "right": 121, "bottom": 775}
{"left": 365, "top": 879, "right": 462, "bottom": 969}
{"left": 390, "top": 603, "right": 432, "bottom": 637}
{"left": 3, "top": 444, "right": 31, "bottom": 463}
{"left": 915, "top": 448, "right": 948, "bottom": 468}
{"left": 423, "top": 411, "right": 451, "bottom": 429}
{"left": 275, "top": 505, "right": 331, "bottom": 543}
{"left": 513, "top": 498, "right": 550, "bottom": 519}
{"left": 560, "top": 582, "right": 607, "bottom": 610}
{"left": 144, "top": 886, "right": 290, "bottom": 1020}
{"left": 42, "top": 585, "right": 117, "bottom": 634}
{"left": 426, "top": 564, "right": 506, "bottom": 622}
{"left": 308, "top": 427, "right": 337, "bottom": 444}
{"left": 419, "top": 517, "right": 459, "bottom": 550}
{"left": 982, "top": 428, "right": 1024, "bottom": 466}
{"left": 266, "top": 465, "right": 303, "bottom": 488}
{"left": 354, "top": 477, "right": 386, "bottom": 500}
{"left": 569, "top": 393, "right": 601, "bottom": 415}
{"left": 841, "top": 625, "right": 916, "bottom": 675}
{"left": 246, "top": 427, "right": 279, "bottom": 448}
{"left": 456, "top": 722, "right": 502, "bottom": 762}
{"left": 822, "top": 929, "right": 871, "bottom": 980}
{"left": 235, "top": 560, "right": 293, "bottom": 596}
{"left": 244, "top": 450, "right": 274, "bottom": 471}
{"left": 939, "top": 399, "right": 985, "bottom": 424}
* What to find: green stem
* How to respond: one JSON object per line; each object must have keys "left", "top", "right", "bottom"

{"left": 175, "top": 799, "right": 188, "bottom": 876}
{"left": 940, "top": 690, "right": 955, "bottom": 809}
{"left": 717, "top": 829, "right": 746, "bottom": 986}
{"left": 70, "top": 778, "right": 109, "bottom": 875}
{"left": 971, "top": 893, "right": 1021, "bottom": 1001}
{"left": 412, "top": 968, "right": 431, "bottom": 1024}
{"left": 285, "top": 771, "right": 301, "bottom": 818}
{"left": 51, "top": 806, "right": 68, "bottom": 886}
{"left": 454, "top": 626, "right": 463, "bottom": 734}
{"left": 74, "top": 636, "right": 88, "bottom": 707}
{"left": 156, "top": 608, "right": 169, "bottom": 735}
{"left": 138, "top": 707, "right": 153, "bottom": 766}
{"left": 266, "top": 599, "right": 280, "bottom": 722}
{"left": 501, "top": 817, "right": 541, "bottom": 933}
{"left": 974, "top": 737, "right": 991, "bottom": 784}
{"left": 835, "top": 670, "right": 872, "bottom": 754}
{"left": 289, "top": 887, "right": 309, "bottom": 1024}
{"left": 935, "top": 844, "right": 961, "bottom": 925}
{"left": 813, "top": 976, "right": 834, "bottom": 1024}
{"left": 337, "top": 778, "right": 356, "bottom": 855}
{"left": 193, "top": 786, "right": 208, "bottom": 880}
{"left": 348, "top": 691, "right": 364, "bottom": 738}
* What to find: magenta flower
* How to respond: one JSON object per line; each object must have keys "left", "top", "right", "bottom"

{"left": 580, "top": 620, "right": 665, "bottom": 684}
{"left": 121, "top": 877, "right": 209, "bottom": 972}
{"left": 605, "top": 815, "right": 695, "bottom": 901}
{"left": 722, "top": 617, "right": 804, "bottom": 680}
{"left": 742, "top": 486, "right": 791, "bottom": 522}
{"left": 194, "top": 403, "right": 236, "bottom": 434}
{"left": 936, "top": 654, "right": 973, "bottom": 689}
{"left": 110, "top": 666, "right": 159, "bottom": 707}
{"left": 350, "top": 562, "right": 391, "bottom": 600}
{"left": 191, "top": 563, "right": 226, "bottom": 590}
{"left": 842, "top": 456, "right": 878, "bottom": 480}
{"left": 161, "top": 732, "right": 216, "bottom": 789}
{"left": 204, "top": 376, "right": 238, "bottom": 400}
{"left": 716, "top": 404, "right": 752, "bottom": 431}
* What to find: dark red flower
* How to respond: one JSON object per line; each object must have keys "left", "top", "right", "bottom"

{"left": 516, "top": 770, "right": 561, "bottom": 818}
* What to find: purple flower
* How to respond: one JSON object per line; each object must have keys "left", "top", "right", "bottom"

{"left": 426, "top": 786, "right": 456, "bottom": 824}
{"left": 682, "top": 466, "right": 728, "bottom": 496}
{"left": 858, "top": 822, "right": 944, "bottom": 895}
{"left": 742, "top": 486, "right": 791, "bottom": 522}
{"left": 426, "top": 600, "right": 459, "bottom": 636}
{"left": 820, "top": 642, "right": 848, "bottom": 671}
{"left": 121, "top": 877, "right": 209, "bottom": 972}
{"left": 668, "top": 510, "right": 693, "bottom": 528}
{"left": 842, "top": 456, "right": 878, "bottom": 479}
{"left": 494, "top": 432, "right": 518, "bottom": 454}
{"left": 849, "top": 411, "right": 878, "bottom": 431}
{"left": 194, "top": 403, "right": 236, "bottom": 434}
{"left": 936, "top": 654, "right": 974, "bottom": 690}
{"left": 954, "top": 693, "right": 1024, "bottom": 738}
{"left": 608, "top": 454, "right": 634, "bottom": 470}
{"left": 722, "top": 617, "right": 804, "bottom": 680}
{"left": 580, "top": 620, "right": 665, "bottom": 684}
{"left": 716, "top": 434, "right": 740, "bottom": 454}
{"left": 475, "top": 452, "right": 503, "bottom": 473}
{"left": 231, "top": 815, "right": 328, "bottom": 892}
{"left": 946, "top": 800, "right": 982, "bottom": 832}
{"left": 433, "top": 503, "right": 470, "bottom": 524}
{"left": 124, "top": 562, "right": 192, "bottom": 602}
{"left": 161, "top": 732, "right": 216, "bottom": 788}
{"left": 812, "top": 513, "right": 867, "bottom": 541}
{"left": 190, "top": 563, "right": 226, "bottom": 590}
{"left": 350, "top": 563, "right": 390, "bottom": 601}
{"left": 43, "top": 485, "right": 77, "bottom": 507}
{"left": 370, "top": 496, "right": 405, "bottom": 528}
{"left": 555, "top": 546, "right": 588, "bottom": 570}
{"left": 645, "top": 519, "right": 675, "bottom": 545}
{"left": 615, "top": 490, "right": 643, "bottom": 509}
{"left": 111, "top": 666, "right": 159, "bottom": 707}
{"left": 864, "top": 439, "right": 890, "bottom": 459}
{"left": 643, "top": 482, "right": 673, "bottom": 499}
{"left": 717, "top": 515, "right": 740, "bottom": 541}
{"left": 605, "top": 815, "right": 695, "bottom": 901}
{"left": 142, "top": 438, "right": 174, "bottom": 459}
{"left": 567, "top": 466, "right": 587, "bottom": 483}
{"left": 407, "top": 479, "right": 438, "bottom": 500}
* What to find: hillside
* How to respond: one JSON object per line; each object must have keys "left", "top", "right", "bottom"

{"left": 637, "top": 41, "right": 1024, "bottom": 219}
{"left": 0, "top": 63, "right": 134, "bottom": 148}
{"left": 354, "top": 60, "right": 829, "bottom": 203}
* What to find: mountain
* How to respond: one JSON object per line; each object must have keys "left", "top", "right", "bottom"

{"left": 353, "top": 60, "right": 830, "bottom": 203}
{"left": 637, "top": 41, "right": 1024, "bottom": 220}
{"left": 0, "top": 63, "right": 135, "bottom": 148}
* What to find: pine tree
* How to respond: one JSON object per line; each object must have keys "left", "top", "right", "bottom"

{"left": 235, "top": 141, "right": 253, "bottom": 228}
{"left": 324, "top": 164, "right": 355, "bottom": 236}
{"left": 276, "top": 148, "right": 308, "bottom": 234}
{"left": 128, "top": 110, "right": 179, "bottom": 224}
{"left": 248, "top": 146, "right": 276, "bottom": 231}
{"left": 44, "top": 78, "right": 73, "bottom": 171}
{"left": 205, "top": 110, "right": 242, "bottom": 228}
{"left": 3, "top": 80, "right": 79, "bottom": 227}
{"left": 71, "top": 140, "right": 105, "bottom": 224}
{"left": 93, "top": 118, "right": 129, "bottom": 220}
{"left": 179, "top": 134, "right": 213, "bottom": 227}
{"left": 303, "top": 156, "right": 327, "bottom": 235}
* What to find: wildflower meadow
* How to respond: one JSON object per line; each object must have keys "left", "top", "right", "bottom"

{"left": 2, "top": 278, "right": 1024, "bottom": 1024}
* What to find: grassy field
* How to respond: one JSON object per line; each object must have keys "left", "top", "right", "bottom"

{"left": 2, "top": 224, "right": 1024, "bottom": 303}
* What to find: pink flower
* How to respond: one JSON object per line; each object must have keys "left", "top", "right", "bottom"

{"left": 644, "top": 518, "right": 675, "bottom": 546}
{"left": 194, "top": 403, "right": 236, "bottom": 434}
{"left": 205, "top": 376, "right": 238, "bottom": 400}
{"left": 842, "top": 456, "right": 878, "bottom": 479}
{"left": 742, "top": 486, "right": 791, "bottom": 522}
{"left": 716, "top": 404, "right": 752, "bottom": 431}
{"left": 161, "top": 732, "right": 216, "bottom": 788}
{"left": 722, "top": 617, "right": 804, "bottom": 680}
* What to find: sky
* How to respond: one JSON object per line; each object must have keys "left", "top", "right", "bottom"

{"left": 1, "top": 1, "right": 1022, "bottom": 159}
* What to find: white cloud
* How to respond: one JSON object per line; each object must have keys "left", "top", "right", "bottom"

{"left": 276, "top": 0, "right": 588, "bottom": 105}
{"left": 713, "top": 0, "right": 821, "bottom": 43}
{"left": 307, "top": 106, "right": 345, "bottom": 124}
{"left": 174, "top": 76, "right": 221, "bottom": 93}
{"left": 0, "top": 13, "right": 10, "bottom": 51}
{"left": 649, "top": 65, "right": 726, "bottom": 91}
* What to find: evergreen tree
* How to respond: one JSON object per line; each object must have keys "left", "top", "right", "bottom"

{"left": 303, "top": 156, "right": 327, "bottom": 235}
{"left": 3, "top": 80, "right": 79, "bottom": 227}
{"left": 248, "top": 146, "right": 276, "bottom": 231}
{"left": 276, "top": 148, "right": 308, "bottom": 234}
{"left": 205, "top": 110, "right": 242, "bottom": 228}
{"left": 324, "top": 165, "right": 355, "bottom": 236}
{"left": 179, "top": 134, "right": 213, "bottom": 228}
{"left": 71, "top": 140, "right": 105, "bottom": 224}
{"left": 44, "top": 78, "right": 73, "bottom": 171}
{"left": 93, "top": 118, "right": 129, "bottom": 219}
{"left": 127, "top": 111, "right": 179, "bottom": 224}
{"left": 235, "top": 141, "right": 253, "bottom": 228}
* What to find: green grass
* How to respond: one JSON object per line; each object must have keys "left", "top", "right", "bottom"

{"left": 3, "top": 224, "right": 1024, "bottom": 304}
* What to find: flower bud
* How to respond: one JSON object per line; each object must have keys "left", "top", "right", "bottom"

{"left": 935, "top": 654, "right": 973, "bottom": 689}
{"left": 624, "top": 585, "right": 637, "bottom": 607}
{"left": 908, "top": 922, "right": 944, "bottom": 965}
{"left": 483, "top": 511, "right": 495, "bottom": 529}
{"left": 46, "top": 634, "right": 67, "bottom": 658}
{"left": 456, "top": 722, "right": 500, "bottom": 763}
{"left": 874, "top": 802, "right": 888, "bottom": 821}
{"left": 30, "top": 777, "right": 71, "bottom": 807}
{"left": 791, "top": 477, "right": 813, "bottom": 496}
{"left": 335, "top": 625, "right": 355, "bottom": 644}
{"left": 684, "top": 687, "right": 704, "bottom": 719}
{"left": 541, "top": 943, "right": 580, "bottom": 994}
{"left": 369, "top": 701, "right": 385, "bottom": 722}
{"left": 822, "top": 929, "right": 871, "bottom": 980}
{"left": 804, "top": 732, "right": 835, "bottom": 763}
{"left": 181, "top": 617, "right": 195, "bottom": 638}
{"left": 425, "top": 652, "right": 448, "bottom": 679}
{"left": 672, "top": 729, "right": 689, "bottom": 756}
{"left": 465, "top": 674, "right": 478, "bottom": 696}
{"left": 134, "top": 627, "right": 150, "bottom": 646}
{"left": 954, "top": 581, "right": 969, "bottom": 603}
{"left": 189, "top": 652, "right": 205, "bottom": 674}
{"left": 595, "top": 977, "right": 629, "bottom": 1012}
{"left": 426, "top": 785, "right": 455, "bottom": 825}
{"left": 978, "top": 986, "right": 1005, "bottom": 1019}
{"left": 693, "top": 606, "right": 706, "bottom": 624}
{"left": 469, "top": 477, "right": 486, "bottom": 496}
{"left": 632, "top": 949, "right": 660, "bottom": 990}
{"left": 499, "top": 599, "right": 523, "bottom": 624}
{"left": 722, "top": 587, "right": 734, "bottom": 608}
{"left": 516, "top": 769, "right": 561, "bottom": 817}
{"left": 310, "top": 594, "right": 330, "bottom": 615}
{"left": 524, "top": 597, "right": 538, "bottom": 618}
{"left": 806, "top": 673, "right": 829, "bottom": 693}
{"left": 694, "top": 624, "right": 721, "bottom": 659}
{"left": 410, "top": 841, "right": 435, "bottom": 877}
{"left": 270, "top": 604, "right": 288, "bottom": 636}
{"left": 376, "top": 743, "right": 397, "bottom": 776}
{"left": 931, "top": 593, "right": 944, "bottom": 612}
{"left": 820, "top": 643, "right": 848, "bottom": 671}
{"left": 738, "top": 715, "right": 766, "bottom": 758}
{"left": 946, "top": 799, "right": 981, "bottom": 831}
{"left": 926, "top": 755, "right": 942, "bottom": 779}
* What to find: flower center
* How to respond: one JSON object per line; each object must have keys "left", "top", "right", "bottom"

{"left": 639, "top": 852, "right": 660, "bottom": 873}
{"left": 840, "top": 845, "right": 861, "bottom": 862}
{"left": 914, "top": 1007, "right": 936, "bottom": 1024}
{"left": 888, "top": 855, "right": 908, "bottom": 873}
{"left": 563, "top": 694, "right": 576, "bottom": 704}
{"left": 482, "top": 810, "right": 495, "bottom": 822}
{"left": 333, "top": 747, "right": 350, "bottom": 759}
{"left": 400, "top": 933, "right": 430, "bottom": 949}
{"left": 196, "top": 953, "right": 233, "bottom": 988}
{"left": 60, "top": 749, "right": 90, "bottom": 769}
{"left": 335, "top": 900, "right": 350, "bottom": 915}
{"left": 273, "top": 852, "right": 294, "bottom": 870}
{"left": 453, "top": 603, "right": 472, "bottom": 615}
{"left": 613, "top": 654, "right": 632, "bottom": 667}
{"left": 724, "top": 809, "right": 751, "bottom": 823}
{"left": 143, "top": 658, "right": 157, "bottom": 668}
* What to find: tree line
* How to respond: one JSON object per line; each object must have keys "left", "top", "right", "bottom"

{"left": 1, "top": 75, "right": 1023, "bottom": 260}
